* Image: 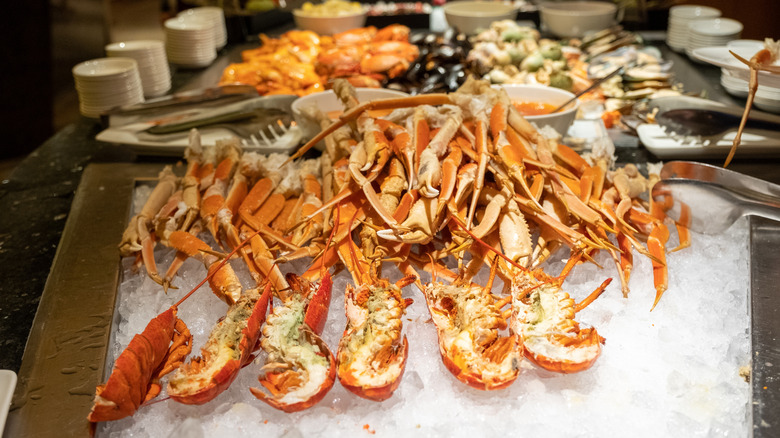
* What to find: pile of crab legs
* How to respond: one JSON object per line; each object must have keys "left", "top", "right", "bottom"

{"left": 89, "top": 76, "right": 692, "bottom": 426}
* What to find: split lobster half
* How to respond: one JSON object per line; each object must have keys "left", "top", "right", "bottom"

{"left": 510, "top": 259, "right": 611, "bottom": 374}
{"left": 167, "top": 282, "right": 272, "bottom": 404}
{"left": 335, "top": 218, "right": 416, "bottom": 401}
{"left": 250, "top": 271, "right": 337, "bottom": 412}
{"left": 421, "top": 261, "right": 522, "bottom": 391}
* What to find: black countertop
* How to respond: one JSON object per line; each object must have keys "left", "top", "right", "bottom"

{"left": 1, "top": 32, "right": 779, "bottom": 374}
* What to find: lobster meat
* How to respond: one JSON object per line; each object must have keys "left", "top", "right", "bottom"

{"left": 167, "top": 282, "right": 272, "bottom": 405}
{"left": 335, "top": 218, "right": 416, "bottom": 401}
{"left": 250, "top": 271, "right": 337, "bottom": 412}
{"left": 510, "top": 256, "right": 611, "bottom": 374}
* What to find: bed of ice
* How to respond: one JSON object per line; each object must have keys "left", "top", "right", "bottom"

{"left": 98, "top": 186, "right": 752, "bottom": 438}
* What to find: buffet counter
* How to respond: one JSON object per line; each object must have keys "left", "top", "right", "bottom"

{"left": 1, "top": 29, "right": 779, "bottom": 437}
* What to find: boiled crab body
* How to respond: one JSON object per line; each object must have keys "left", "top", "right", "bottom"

{"left": 423, "top": 282, "right": 521, "bottom": 390}
{"left": 338, "top": 281, "right": 407, "bottom": 394}
{"left": 511, "top": 275, "right": 602, "bottom": 373}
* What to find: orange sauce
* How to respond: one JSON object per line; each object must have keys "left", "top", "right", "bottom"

{"left": 326, "top": 108, "right": 393, "bottom": 120}
{"left": 512, "top": 101, "right": 557, "bottom": 116}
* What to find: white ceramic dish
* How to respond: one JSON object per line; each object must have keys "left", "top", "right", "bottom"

{"left": 497, "top": 84, "right": 580, "bottom": 135}
{"left": 638, "top": 95, "right": 780, "bottom": 159}
{"left": 72, "top": 57, "right": 138, "bottom": 79}
{"left": 687, "top": 17, "right": 742, "bottom": 36}
{"left": 0, "top": 370, "right": 16, "bottom": 435}
{"left": 691, "top": 46, "right": 780, "bottom": 88}
{"left": 291, "top": 88, "right": 409, "bottom": 141}
{"left": 443, "top": 1, "right": 517, "bottom": 35}
{"left": 539, "top": 0, "right": 620, "bottom": 38}
{"left": 668, "top": 4, "right": 721, "bottom": 19}
{"left": 292, "top": 8, "right": 368, "bottom": 35}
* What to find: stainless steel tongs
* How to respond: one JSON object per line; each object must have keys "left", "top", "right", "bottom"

{"left": 651, "top": 161, "right": 780, "bottom": 234}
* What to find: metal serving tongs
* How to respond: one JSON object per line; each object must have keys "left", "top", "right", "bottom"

{"left": 651, "top": 161, "right": 780, "bottom": 234}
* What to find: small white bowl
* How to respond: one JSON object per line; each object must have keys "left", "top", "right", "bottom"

{"left": 291, "top": 88, "right": 409, "bottom": 142}
{"left": 688, "top": 18, "right": 743, "bottom": 37}
{"left": 292, "top": 9, "right": 367, "bottom": 36}
{"left": 443, "top": 1, "right": 517, "bottom": 35}
{"left": 497, "top": 84, "right": 580, "bottom": 135}
{"left": 539, "top": 1, "right": 620, "bottom": 38}
{"left": 668, "top": 4, "right": 721, "bottom": 20}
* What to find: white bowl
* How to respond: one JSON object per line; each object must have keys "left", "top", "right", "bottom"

{"left": 539, "top": 1, "right": 620, "bottom": 39}
{"left": 292, "top": 9, "right": 367, "bottom": 36}
{"left": 497, "top": 84, "right": 580, "bottom": 135}
{"left": 668, "top": 4, "right": 721, "bottom": 19}
{"left": 443, "top": 1, "right": 517, "bottom": 35}
{"left": 291, "top": 87, "right": 409, "bottom": 142}
{"left": 688, "top": 18, "right": 743, "bottom": 37}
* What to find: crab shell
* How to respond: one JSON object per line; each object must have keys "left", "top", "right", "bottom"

{"left": 167, "top": 285, "right": 271, "bottom": 405}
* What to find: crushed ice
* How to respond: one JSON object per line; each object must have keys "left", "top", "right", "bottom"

{"left": 98, "top": 190, "right": 751, "bottom": 438}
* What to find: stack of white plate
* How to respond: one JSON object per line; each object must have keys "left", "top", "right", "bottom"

{"left": 72, "top": 57, "right": 144, "bottom": 118}
{"left": 105, "top": 40, "right": 171, "bottom": 98}
{"left": 666, "top": 4, "right": 720, "bottom": 52}
{"left": 178, "top": 7, "right": 227, "bottom": 50}
{"left": 721, "top": 71, "right": 780, "bottom": 114}
{"left": 719, "top": 39, "right": 763, "bottom": 98}
{"left": 164, "top": 16, "right": 217, "bottom": 68}
{"left": 685, "top": 18, "right": 743, "bottom": 59}
{"left": 719, "top": 40, "right": 780, "bottom": 113}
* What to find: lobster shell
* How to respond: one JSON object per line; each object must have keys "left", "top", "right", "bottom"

{"left": 88, "top": 307, "right": 184, "bottom": 422}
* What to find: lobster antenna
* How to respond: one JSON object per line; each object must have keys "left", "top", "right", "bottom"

{"left": 174, "top": 228, "right": 263, "bottom": 308}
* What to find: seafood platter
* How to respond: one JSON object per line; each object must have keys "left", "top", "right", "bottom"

{"left": 23, "top": 72, "right": 753, "bottom": 438}
{"left": 15, "top": 15, "right": 780, "bottom": 438}
{"left": 218, "top": 21, "right": 683, "bottom": 131}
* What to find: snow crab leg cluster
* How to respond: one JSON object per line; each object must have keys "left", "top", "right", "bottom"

{"left": 92, "top": 75, "right": 693, "bottom": 426}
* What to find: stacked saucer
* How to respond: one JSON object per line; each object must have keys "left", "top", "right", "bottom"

{"left": 719, "top": 40, "right": 763, "bottom": 98}
{"left": 164, "top": 15, "right": 217, "bottom": 68}
{"left": 685, "top": 18, "right": 743, "bottom": 59}
{"left": 178, "top": 7, "right": 227, "bottom": 50}
{"left": 105, "top": 40, "right": 171, "bottom": 98}
{"left": 666, "top": 4, "right": 720, "bottom": 52}
{"left": 72, "top": 57, "right": 144, "bottom": 118}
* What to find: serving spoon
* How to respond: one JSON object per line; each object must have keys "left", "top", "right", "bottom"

{"left": 652, "top": 161, "right": 780, "bottom": 234}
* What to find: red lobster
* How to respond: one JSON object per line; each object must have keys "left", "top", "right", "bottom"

{"left": 87, "top": 306, "right": 191, "bottom": 422}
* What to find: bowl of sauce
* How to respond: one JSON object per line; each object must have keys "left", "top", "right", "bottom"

{"left": 498, "top": 84, "right": 580, "bottom": 136}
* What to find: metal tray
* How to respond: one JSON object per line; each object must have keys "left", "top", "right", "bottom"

{"left": 5, "top": 163, "right": 162, "bottom": 437}
{"left": 5, "top": 162, "right": 779, "bottom": 437}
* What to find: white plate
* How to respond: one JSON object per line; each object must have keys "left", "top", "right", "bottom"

{"left": 638, "top": 95, "right": 780, "bottom": 159}
{"left": 0, "top": 370, "right": 17, "bottom": 435}
{"left": 691, "top": 46, "right": 780, "bottom": 87}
